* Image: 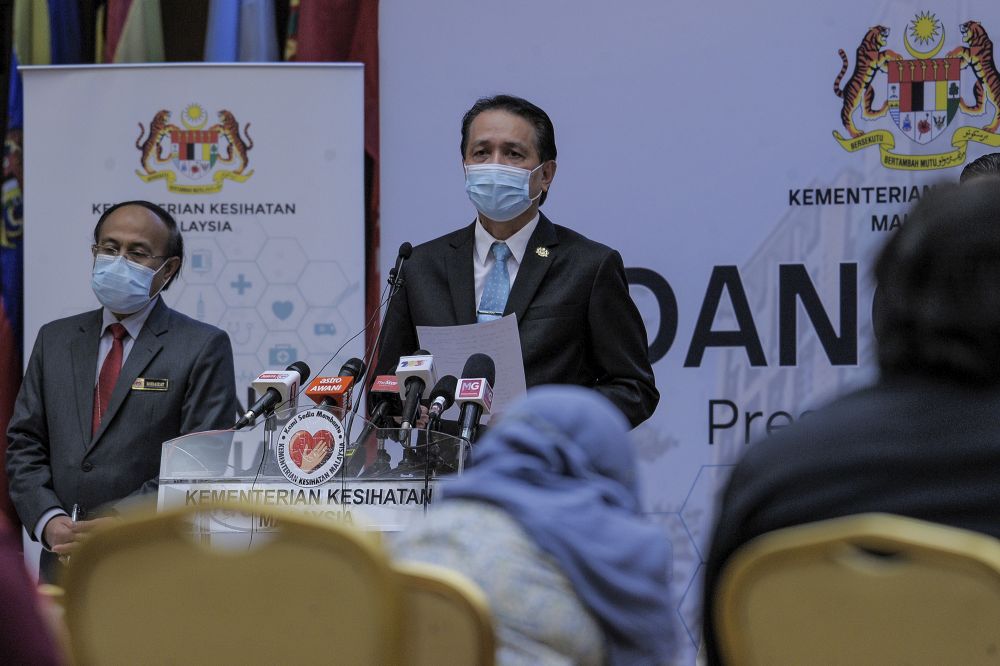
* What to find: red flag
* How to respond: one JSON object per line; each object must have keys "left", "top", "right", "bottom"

{"left": 0, "top": 294, "right": 18, "bottom": 527}
{"left": 100, "top": 0, "right": 164, "bottom": 63}
{"left": 1, "top": 111, "right": 23, "bottom": 532}
{"left": 285, "top": 0, "right": 381, "bottom": 356}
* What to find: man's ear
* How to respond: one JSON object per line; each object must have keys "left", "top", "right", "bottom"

{"left": 162, "top": 256, "right": 181, "bottom": 285}
{"left": 541, "top": 160, "right": 557, "bottom": 192}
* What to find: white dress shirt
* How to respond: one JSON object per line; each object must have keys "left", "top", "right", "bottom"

{"left": 473, "top": 214, "right": 540, "bottom": 312}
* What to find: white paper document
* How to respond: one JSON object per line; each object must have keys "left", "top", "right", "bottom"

{"left": 416, "top": 315, "right": 527, "bottom": 424}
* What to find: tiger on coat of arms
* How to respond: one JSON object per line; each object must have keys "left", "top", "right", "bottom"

{"left": 135, "top": 110, "right": 179, "bottom": 175}
{"left": 210, "top": 110, "right": 254, "bottom": 175}
{"left": 948, "top": 20, "right": 1000, "bottom": 133}
{"left": 833, "top": 25, "right": 903, "bottom": 138}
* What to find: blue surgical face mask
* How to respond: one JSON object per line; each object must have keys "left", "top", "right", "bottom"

{"left": 465, "top": 163, "right": 544, "bottom": 222}
{"left": 91, "top": 254, "right": 166, "bottom": 314}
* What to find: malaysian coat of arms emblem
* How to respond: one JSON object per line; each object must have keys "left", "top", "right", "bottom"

{"left": 135, "top": 104, "right": 254, "bottom": 193}
{"left": 833, "top": 13, "right": 1000, "bottom": 170}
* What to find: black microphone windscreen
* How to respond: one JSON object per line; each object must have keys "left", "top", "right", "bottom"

{"left": 429, "top": 375, "right": 458, "bottom": 407}
{"left": 398, "top": 242, "right": 413, "bottom": 259}
{"left": 339, "top": 357, "right": 365, "bottom": 378}
{"left": 370, "top": 388, "right": 402, "bottom": 412}
{"left": 287, "top": 361, "right": 311, "bottom": 383}
{"left": 461, "top": 353, "right": 496, "bottom": 386}
{"left": 413, "top": 348, "right": 430, "bottom": 356}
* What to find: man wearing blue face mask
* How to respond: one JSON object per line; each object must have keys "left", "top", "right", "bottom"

{"left": 376, "top": 95, "right": 658, "bottom": 427}
{"left": 6, "top": 200, "right": 238, "bottom": 581}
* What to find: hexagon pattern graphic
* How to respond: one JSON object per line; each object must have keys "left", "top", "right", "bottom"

{"left": 170, "top": 218, "right": 365, "bottom": 406}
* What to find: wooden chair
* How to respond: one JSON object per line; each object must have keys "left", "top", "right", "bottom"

{"left": 62, "top": 502, "right": 401, "bottom": 666}
{"left": 715, "top": 513, "right": 1000, "bottom": 665}
{"left": 395, "top": 561, "right": 495, "bottom": 666}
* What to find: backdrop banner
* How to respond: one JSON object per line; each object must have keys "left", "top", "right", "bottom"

{"left": 380, "top": 2, "right": 1000, "bottom": 660}
{"left": 22, "top": 63, "right": 366, "bottom": 400}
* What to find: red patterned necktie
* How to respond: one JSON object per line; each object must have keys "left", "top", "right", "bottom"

{"left": 92, "top": 323, "right": 128, "bottom": 437}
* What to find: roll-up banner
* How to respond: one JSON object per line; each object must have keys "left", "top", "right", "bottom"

{"left": 23, "top": 63, "right": 366, "bottom": 398}
{"left": 379, "top": 2, "right": 1000, "bottom": 658}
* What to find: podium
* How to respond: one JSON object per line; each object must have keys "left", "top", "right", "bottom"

{"left": 157, "top": 404, "right": 469, "bottom": 543}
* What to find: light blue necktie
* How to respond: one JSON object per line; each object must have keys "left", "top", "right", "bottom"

{"left": 477, "top": 242, "right": 512, "bottom": 323}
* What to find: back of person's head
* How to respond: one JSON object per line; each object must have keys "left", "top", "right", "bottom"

{"left": 443, "top": 386, "right": 675, "bottom": 664}
{"left": 960, "top": 152, "right": 1000, "bottom": 182}
{"left": 473, "top": 384, "right": 637, "bottom": 496}
{"left": 875, "top": 177, "right": 1000, "bottom": 384}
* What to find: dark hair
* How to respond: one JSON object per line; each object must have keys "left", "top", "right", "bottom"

{"left": 93, "top": 200, "right": 183, "bottom": 290}
{"left": 960, "top": 152, "right": 1000, "bottom": 182}
{"left": 874, "top": 178, "right": 1000, "bottom": 384}
{"left": 461, "top": 94, "right": 557, "bottom": 205}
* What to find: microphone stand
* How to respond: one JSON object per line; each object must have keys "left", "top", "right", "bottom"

{"left": 261, "top": 412, "right": 282, "bottom": 477}
{"left": 344, "top": 245, "right": 410, "bottom": 450}
{"left": 362, "top": 418, "right": 393, "bottom": 478}
{"left": 419, "top": 420, "right": 444, "bottom": 514}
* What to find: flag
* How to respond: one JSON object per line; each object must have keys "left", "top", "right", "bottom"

{"left": 205, "top": 0, "right": 279, "bottom": 62}
{"left": 47, "top": 0, "right": 84, "bottom": 64}
{"left": 285, "top": 0, "right": 380, "bottom": 356}
{"left": 100, "top": 0, "right": 164, "bottom": 64}
{"left": 0, "top": 50, "right": 24, "bottom": 528}
{"left": 0, "top": 0, "right": 85, "bottom": 528}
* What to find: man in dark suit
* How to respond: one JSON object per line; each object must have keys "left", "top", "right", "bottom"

{"left": 6, "top": 201, "right": 237, "bottom": 581}
{"left": 702, "top": 178, "right": 1000, "bottom": 664}
{"left": 376, "top": 95, "right": 658, "bottom": 427}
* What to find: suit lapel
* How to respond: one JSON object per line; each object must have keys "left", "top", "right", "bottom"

{"left": 504, "top": 213, "right": 559, "bottom": 321}
{"left": 446, "top": 222, "right": 478, "bottom": 325}
{"left": 71, "top": 311, "right": 103, "bottom": 447}
{"left": 90, "top": 300, "right": 167, "bottom": 447}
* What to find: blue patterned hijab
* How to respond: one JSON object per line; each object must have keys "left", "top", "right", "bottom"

{"left": 443, "top": 385, "right": 675, "bottom": 664}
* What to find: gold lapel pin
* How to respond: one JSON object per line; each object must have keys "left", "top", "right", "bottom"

{"left": 535, "top": 246, "right": 549, "bottom": 258}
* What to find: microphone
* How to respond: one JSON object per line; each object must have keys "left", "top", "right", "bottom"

{"left": 234, "top": 361, "right": 311, "bottom": 429}
{"left": 343, "top": 375, "right": 402, "bottom": 476}
{"left": 427, "top": 375, "right": 458, "bottom": 426}
{"left": 345, "top": 242, "right": 412, "bottom": 441}
{"left": 368, "top": 374, "right": 403, "bottom": 416}
{"left": 304, "top": 358, "right": 365, "bottom": 410}
{"left": 395, "top": 349, "right": 437, "bottom": 431}
{"left": 388, "top": 242, "right": 413, "bottom": 288}
{"left": 456, "top": 354, "right": 495, "bottom": 444}
{"left": 352, "top": 375, "right": 403, "bottom": 446}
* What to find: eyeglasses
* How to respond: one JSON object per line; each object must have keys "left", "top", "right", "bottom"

{"left": 91, "top": 244, "right": 170, "bottom": 264}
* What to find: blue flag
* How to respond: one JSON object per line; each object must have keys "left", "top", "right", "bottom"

{"left": 205, "top": 0, "right": 278, "bottom": 62}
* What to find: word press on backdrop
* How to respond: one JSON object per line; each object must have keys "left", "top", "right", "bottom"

{"left": 377, "top": 2, "right": 1000, "bottom": 658}
{"left": 22, "top": 63, "right": 366, "bottom": 399}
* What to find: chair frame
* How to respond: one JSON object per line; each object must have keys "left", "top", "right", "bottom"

{"left": 62, "top": 501, "right": 400, "bottom": 666}
{"left": 715, "top": 513, "right": 1000, "bottom": 665}
{"left": 395, "top": 560, "right": 496, "bottom": 666}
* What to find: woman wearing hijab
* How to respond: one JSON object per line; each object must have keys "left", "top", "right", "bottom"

{"left": 391, "top": 385, "right": 675, "bottom": 665}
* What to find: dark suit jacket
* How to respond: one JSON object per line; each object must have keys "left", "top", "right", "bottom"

{"left": 376, "top": 213, "right": 658, "bottom": 426}
{"left": 6, "top": 298, "right": 238, "bottom": 546}
{"left": 702, "top": 376, "right": 1000, "bottom": 665}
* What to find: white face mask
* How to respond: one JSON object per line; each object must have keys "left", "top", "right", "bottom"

{"left": 464, "top": 163, "right": 544, "bottom": 222}
{"left": 91, "top": 254, "right": 166, "bottom": 314}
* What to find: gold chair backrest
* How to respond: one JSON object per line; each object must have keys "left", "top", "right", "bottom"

{"left": 716, "top": 513, "right": 1000, "bottom": 666}
{"left": 395, "top": 560, "right": 495, "bottom": 666}
{"left": 63, "top": 503, "right": 400, "bottom": 666}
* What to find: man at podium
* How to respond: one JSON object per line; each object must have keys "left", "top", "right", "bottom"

{"left": 377, "top": 94, "right": 658, "bottom": 427}
{"left": 6, "top": 200, "right": 238, "bottom": 581}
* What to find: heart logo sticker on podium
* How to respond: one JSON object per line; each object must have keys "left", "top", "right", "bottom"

{"left": 275, "top": 410, "right": 347, "bottom": 486}
{"left": 289, "top": 429, "right": 334, "bottom": 472}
